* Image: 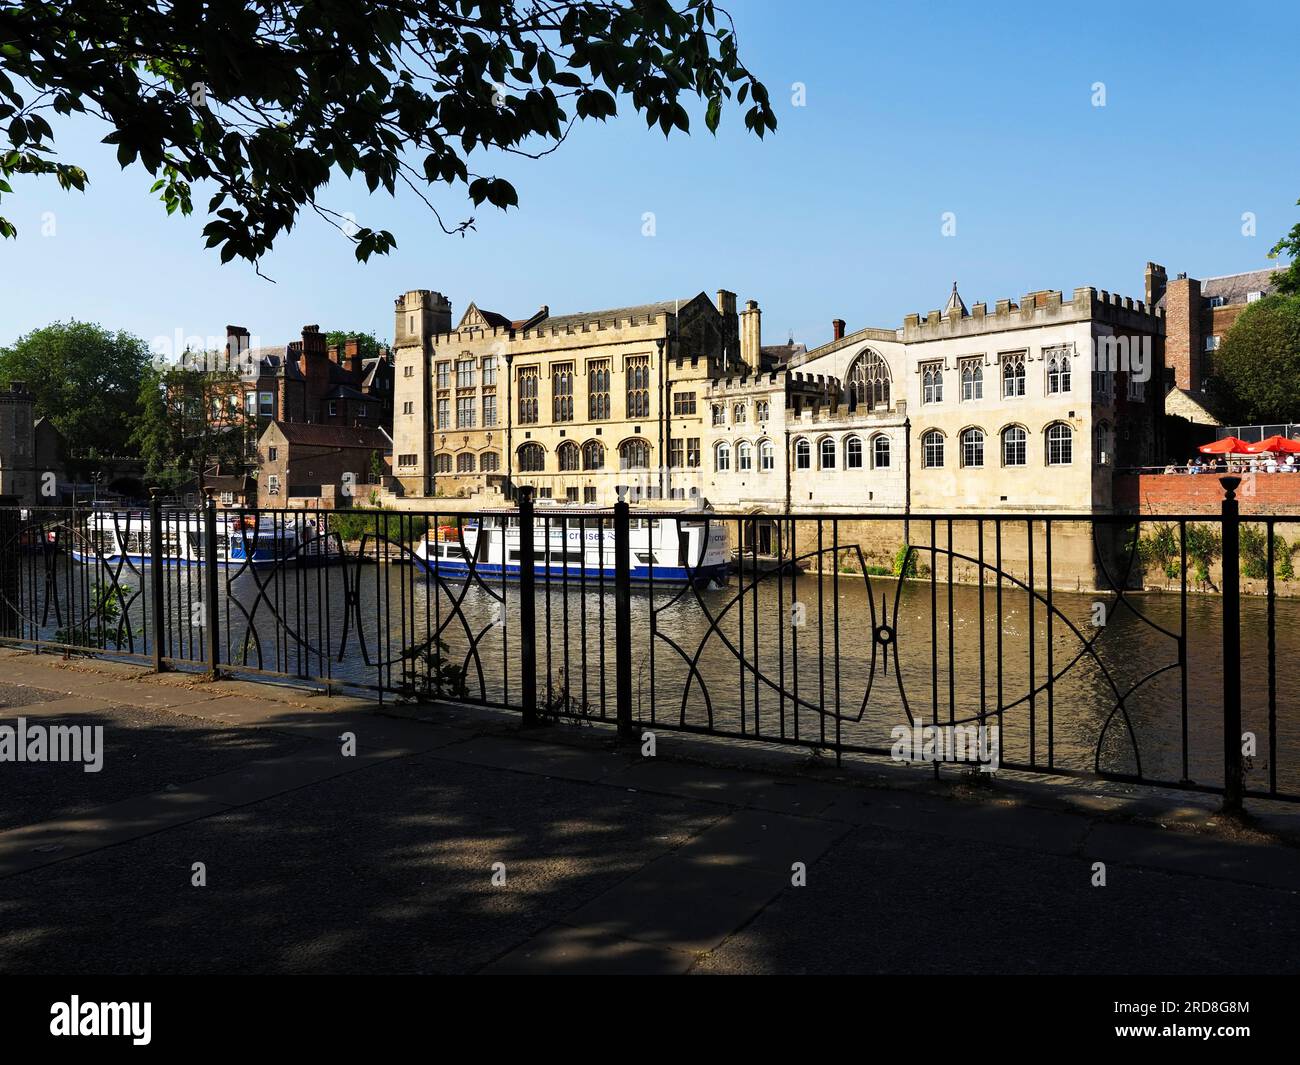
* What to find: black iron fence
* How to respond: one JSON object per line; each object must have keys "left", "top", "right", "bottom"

{"left": 0, "top": 479, "right": 1292, "bottom": 808}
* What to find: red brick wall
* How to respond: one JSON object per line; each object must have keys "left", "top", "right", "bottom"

{"left": 1115, "top": 472, "right": 1300, "bottom": 515}
{"left": 1164, "top": 277, "right": 1201, "bottom": 390}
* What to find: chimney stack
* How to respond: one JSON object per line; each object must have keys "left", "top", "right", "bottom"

{"left": 832, "top": 319, "right": 846, "bottom": 342}
{"left": 1144, "top": 262, "right": 1168, "bottom": 309}
{"left": 739, "top": 299, "right": 761, "bottom": 372}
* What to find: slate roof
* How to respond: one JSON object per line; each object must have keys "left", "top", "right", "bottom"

{"left": 1201, "top": 268, "right": 1280, "bottom": 305}
{"left": 268, "top": 423, "right": 389, "bottom": 449}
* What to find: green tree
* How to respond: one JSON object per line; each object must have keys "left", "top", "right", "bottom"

{"left": 0, "top": 1, "right": 775, "bottom": 266}
{"left": 1269, "top": 209, "right": 1300, "bottom": 295}
{"left": 0, "top": 320, "right": 149, "bottom": 467}
{"left": 131, "top": 361, "right": 245, "bottom": 492}
{"left": 1205, "top": 294, "right": 1300, "bottom": 424}
{"left": 326, "top": 331, "right": 385, "bottom": 362}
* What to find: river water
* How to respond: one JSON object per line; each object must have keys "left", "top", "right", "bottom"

{"left": 14, "top": 555, "right": 1297, "bottom": 797}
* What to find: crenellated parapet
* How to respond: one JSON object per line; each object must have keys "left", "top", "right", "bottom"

{"left": 902, "top": 286, "right": 1164, "bottom": 342}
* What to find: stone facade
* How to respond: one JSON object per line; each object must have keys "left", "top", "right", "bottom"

{"left": 0, "top": 382, "right": 37, "bottom": 504}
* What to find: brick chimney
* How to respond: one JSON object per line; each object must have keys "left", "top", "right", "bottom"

{"left": 345, "top": 337, "right": 362, "bottom": 379}
{"left": 226, "top": 325, "right": 251, "bottom": 374}
{"left": 832, "top": 319, "right": 846, "bottom": 342}
{"left": 1164, "top": 276, "right": 1202, "bottom": 391}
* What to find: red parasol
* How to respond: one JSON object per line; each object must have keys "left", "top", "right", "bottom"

{"left": 1244, "top": 434, "right": 1300, "bottom": 454}
{"left": 1198, "top": 436, "right": 1252, "bottom": 454}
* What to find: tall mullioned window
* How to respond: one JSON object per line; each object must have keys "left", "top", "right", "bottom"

{"left": 961, "top": 359, "right": 983, "bottom": 401}
{"left": 922, "top": 363, "right": 944, "bottom": 404}
{"left": 846, "top": 350, "right": 891, "bottom": 411}
{"left": 873, "top": 435, "right": 890, "bottom": 469}
{"left": 456, "top": 358, "right": 475, "bottom": 389}
{"left": 621, "top": 439, "right": 650, "bottom": 470}
{"left": 436, "top": 398, "right": 450, "bottom": 429}
{"left": 961, "top": 428, "right": 984, "bottom": 468}
{"left": 588, "top": 360, "right": 610, "bottom": 419}
{"left": 1046, "top": 348, "right": 1071, "bottom": 394}
{"left": 518, "top": 443, "right": 545, "bottom": 472}
{"left": 626, "top": 355, "right": 650, "bottom": 418}
{"left": 481, "top": 356, "right": 497, "bottom": 386}
{"left": 483, "top": 393, "right": 497, "bottom": 427}
{"left": 1002, "top": 425, "right": 1027, "bottom": 467}
{"left": 552, "top": 362, "right": 574, "bottom": 422}
{"left": 1046, "top": 422, "right": 1073, "bottom": 465}
{"left": 456, "top": 396, "right": 475, "bottom": 428}
{"left": 518, "top": 367, "right": 539, "bottom": 424}
{"left": 1002, "top": 352, "right": 1026, "bottom": 397}
{"left": 922, "top": 430, "right": 944, "bottom": 468}
{"left": 582, "top": 440, "right": 605, "bottom": 470}
{"left": 557, "top": 441, "right": 580, "bottom": 471}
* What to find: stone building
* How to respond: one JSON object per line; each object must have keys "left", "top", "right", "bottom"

{"left": 256, "top": 422, "right": 389, "bottom": 509}
{"left": 0, "top": 382, "right": 37, "bottom": 504}
{"left": 390, "top": 289, "right": 748, "bottom": 503}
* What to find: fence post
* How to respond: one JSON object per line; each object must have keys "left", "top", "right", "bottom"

{"left": 0, "top": 494, "right": 20, "bottom": 642}
{"left": 149, "top": 489, "right": 167, "bottom": 672}
{"left": 1219, "top": 476, "right": 1243, "bottom": 812}
{"left": 518, "top": 487, "right": 537, "bottom": 725}
{"left": 614, "top": 486, "right": 634, "bottom": 741}
{"left": 203, "top": 489, "right": 222, "bottom": 680}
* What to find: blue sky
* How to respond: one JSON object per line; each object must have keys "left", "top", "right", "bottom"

{"left": 2, "top": 0, "right": 1297, "bottom": 352}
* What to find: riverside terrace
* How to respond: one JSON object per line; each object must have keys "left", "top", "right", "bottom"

{"left": 0, "top": 479, "right": 1295, "bottom": 810}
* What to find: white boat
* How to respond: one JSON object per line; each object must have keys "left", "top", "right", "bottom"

{"left": 71, "top": 510, "right": 296, "bottom": 569}
{"left": 412, "top": 503, "right": 730, "bottom": 585}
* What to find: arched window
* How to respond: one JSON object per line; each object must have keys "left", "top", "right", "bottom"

{"left": 794, "top": 438, "right": 811, "bottom": 470}
{"left": 922, "top": 363, "right": 944, "bottom": 404}
{"left": 457, "top": 452, "right": 476, "bottom": 473}
{"left": 480, "top": 452, "right": 501, "bottom": 473}
{"left": 759, "top": 439, "right": 775, "bottom": 471}
{"left": 1093, "top": 422, "right": 1112, "bottom": 465}
{"left": 715, "top": 441, "right": 732, "bottom": 472}
{"left": 737, "top": 441, "right": 753, "bottom": 471}
{"left": 1002, "top": 353, "right": 1026, "bottom": 398}
{"left": 961, "top": 361, "right": 983, "bottom": 401}
{"left": 1046, "top": 422, "right": 1073, "bottom": 466}
{"left": 872, "top": 434, "right": 891, "bottom": 469}
{"left": 620, "top": 438, "right": 649, "bottom": 470}
{"left": 434, "top": 453, "right": 453, "bottom": 473}
{"left": 557, "top": 441, "right": 580, "bottom": 471}
{"left": 846, "top": 349, "right": 891, "bottom": 411}
{"left": 582, "top": 440, "right": 605, "bottom": 470}
{"left": 1047, "top": 350, "right": 1071, "bottom": 394}
{"left": 517, "top": 443, "right": 545, "bottom": 472}
{"left": 922, "top": 430, "right": 944, "bottom": 468}
{"left": 1001, "top": 426, "right": 1027, "bottom": 467}
{"left": 733, "top": 402, "right": 747, "bottom": 424}
{"left": 845, "top": 436, "right": 864, "bottom": 469}
{"left": 819, "top": 437, "right": 836, "bottom": 469}
{"left": 960, "top": 428, "right": 984, "bottom": 468}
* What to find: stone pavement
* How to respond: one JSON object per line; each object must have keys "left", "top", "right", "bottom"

{"left": 0, "top": 648, "right": 1296, "bottom": 974}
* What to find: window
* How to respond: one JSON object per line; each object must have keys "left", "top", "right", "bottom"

{"left": 436, "top": 362, "right": 451, "bottom": 389}
{"left": 480, "top": 452, "right": 500, "bottom": 473}
{"left": 795, "top": 438, "right": 811, "bottom": 470}
{"left": 584, "top": 487, "right": 597, "bottom": 504}
{"left": 1046, "top": 347, "right": 1071, "bottom": 394}
{"left": 588, "top": 360, "right": 610, "bottom": 419}
{"left": 1093, "top": 422, "right": 1112, "bottom": 465}
{"left": 845, "top": 436, "right": 863, "bottom": 469}
{"left": 1002, "top": 352, "right": 1026, "bottom": 397}
{"left": 1207, "top": 295, "right": 1227, "bottom": 308}
{"left": 456, "top": 358, "right": 475, "bottom": 388}
{"left": 267, "top": 474, "right": 280, "bottom": 495}
{"left": 669, "top": 439, "right": 684, "bottom": 468}
{"left": 358, "top": 404, "right": 367, "bottom": 418}
{"left": 327, "top": 400, "right": 337, "bottom": 417}
{"left": 687, "top": 438, "right": 701, "bottom": 468}
{"left": 244, "top": 392, "right": 257, "bottom": 416}
{"left": 621, "top": 439, "right": 650, "bottom": 470}
{"left": 733, "top": 402, "right": 747, "bottom": 424}
{"left": 846, "top": 350, "right": 890, "bottom": 411}
{"left": 268, "top": 446, "right": 278, "bottom": 462}
{"left": 715, "top": 441, "right": 732, "bottom": 472}
{"left": 398, "top": 453, "right": 417, "bottom": 468}
{"left": 961, "top": 427, "right": 985, "bottom": 468}
{"left": 220, "top": 491, "right": 234, "bottom": 505}
{"left": 558, "top": 441, "right": 580, "bottom": 471}
{"left": 401, "top": 401, "right": 413, "bottom": 415}
{"left": 552, "top": 362, "right": 574, "bottom": 421}
{"left": 582, "top": 440, "right": 605, "bottom": 470}
{"left": 1092, "top": 369, "right": 1114, "bottom": 400}
{"left": 457, "top": 396, "right": 475, "bottom": 428}
{"left": 403, "top": 364, "right": 414, "bottom": 378}
{"left": 626, "top": 355, "right": 650, "bottom": 418}
{"left": 1128, "top": 375, "right": 1146, "bottom": 401}
{"left": 481, "top": 356, "right": 496, "bottom": 386}
{"left": 436, "top": 398, "right": 450, "bottom": 429}
{"left": 756, "top": 400, "right": 770, "bottom": 422}
{"left": 672, "top": 391, "right": 696, "bottom": 415}
{"left": 1002, "top": 426, "right": 1027, "bottom": 467}
{"left": 759, "top": 439, "right": 775, "bottom": 471}
{"left": 1247, "top": 291, "right": 1264, "bottom": 303}
{"left": 483, "top": 393, "right": 497, "bottom": 427}
{"left": 259, "top": 391, "right": 274, "bottom": 415}
{"left": 518, "top": 443, "right": 545, "bottom": 472}
{"left": 711, "top": 404, "right": 725, "bottom": 427}
{"left": 872, "top": 435, "right": 890, "bottom": 469}
{"left": 434, "top": 453, "right": 454, "bottom": 473}
{"left": 738, "top": 441, "right": 753, "bottom": 471}
{"left": 518, "top": 367, "right": 539, "bottom": 423}
{"left": 819, "top": 437, "right": 836, "bottom": 469}
{"left": 457, "top": 452, "right": 476, "bottom": 473}
{"left": 1046, "top": 423, "right": 1073, "bottom": 465}
{"left": 922, "top": 430, "right": 944, "bottom": 468}
{"left": 922, "top": 362, "right": 944, "bottom": 404}
{"left": 961, "top": 359, "right": 983, "bottom": 401}
{"left": 1205, "top": 335, "right": 1220, "bottom": 352}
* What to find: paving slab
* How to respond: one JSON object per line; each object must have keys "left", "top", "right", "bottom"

{"left": 482, "top": 923, "right": 695, "bottom": 975}
{"left": 1085, "top": 820, "right": 1300, "bottom": 890}
{"left": 436, "top": 734, "right": 628, "bottom": 783}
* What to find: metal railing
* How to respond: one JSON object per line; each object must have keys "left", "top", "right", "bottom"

{"left": 0, "top": 479, "right": 1292, "bottom": 809}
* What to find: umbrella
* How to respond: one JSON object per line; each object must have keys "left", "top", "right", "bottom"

{"left": 1198, "top": 436, "right": 1251, "bottom": 454}
{"left": 1244, "top": 434, "right": 1300, "bottom": 454}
